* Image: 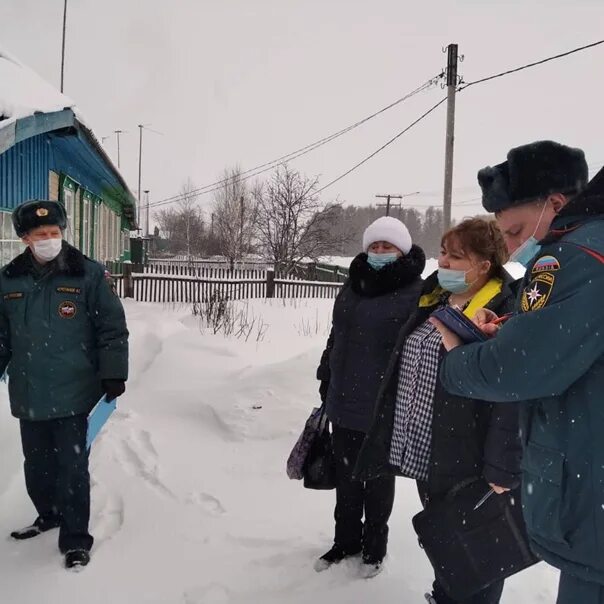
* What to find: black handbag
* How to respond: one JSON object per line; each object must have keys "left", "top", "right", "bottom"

{"left": 412, "top": 478, "right": 539, "bottom": 601}
{"left": 302, "top": 406, "right": 336, "bottom": 490}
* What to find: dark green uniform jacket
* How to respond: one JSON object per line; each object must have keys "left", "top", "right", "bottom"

{"left": 440, "top": 185, "right": 604, "bottom": 584}
{"left": 0, "top": 242, "right": 129, "bottom": 421}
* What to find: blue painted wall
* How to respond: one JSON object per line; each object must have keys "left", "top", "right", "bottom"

{"left": 0, "top": 120, "right": 133, "bottom": 215}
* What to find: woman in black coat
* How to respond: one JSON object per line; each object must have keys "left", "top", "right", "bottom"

{"left": 355, "top": 218, "right": 523, "bottom": 603}
{"left": 315, "top": 216, "right": 426, "bottom": 578}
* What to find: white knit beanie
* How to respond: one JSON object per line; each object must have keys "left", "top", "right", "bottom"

{"left": 362, "top": 216, "right": 413, "bottom": 254}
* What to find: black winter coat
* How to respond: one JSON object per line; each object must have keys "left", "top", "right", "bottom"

{"left": 317, "top": 246, "right": 425, "bottom": 433}
{"left": 355, "top": 270, "right": 522, "bottom": 497}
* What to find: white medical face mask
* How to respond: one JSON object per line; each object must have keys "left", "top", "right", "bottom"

{"left": 32, "top": 238, "right": 62, "bottom": 262}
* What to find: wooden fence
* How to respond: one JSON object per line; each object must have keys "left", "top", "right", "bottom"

{"left": 141, "top": 258, "right": 349, "bottom": 283}
{"left": 143, "top": 263, "right": 269, "bottom": 281}
{"left": 111, "top": 269, "right": 342, "bottom": 303}
{"left": 146, "top": 258, "right": 273, "bottom": 271}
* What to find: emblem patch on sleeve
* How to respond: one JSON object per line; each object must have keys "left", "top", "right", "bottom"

{"left": 521, "top": 272, "right": 555, "bottom": 312}
{"left": 58, "top": 300, "right": 77, "bottom": 319}
{"left": 532, "top": 255, "right": 561, "bottom": 273}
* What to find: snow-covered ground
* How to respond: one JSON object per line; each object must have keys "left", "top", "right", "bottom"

{"left": 0, "top": 291, "right": 556, "bottom": 603}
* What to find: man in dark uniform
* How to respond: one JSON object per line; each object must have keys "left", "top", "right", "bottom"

{"left": 1, "top": 200, "right": 129, "bottom": 569}
{"left": 433, "top": 142, "right": 604, "bottom": 604}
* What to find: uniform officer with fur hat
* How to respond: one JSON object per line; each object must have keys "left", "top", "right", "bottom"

{"left": 2, "top": 200, "right": 129, "bottom": 570}
{"left": 433, "top": 141, "right": 604, "bottom": 603}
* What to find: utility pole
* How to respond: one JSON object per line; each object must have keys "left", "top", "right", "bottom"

{"left": 144, "top": 190, "right": 150, "bottom": 237}
{"left": 376, "top": 192, "right": 420, "bottom": 216}
{"left": 114, "top": 130, "right": 125, "bottom": 169}
{"left": 376, "top": 194, "right": 402, "bottom": 216}
{"left": 137, "top": 124, "right": 143, "bottom": 232}
{"left": 443, "top": 43, "right": 459, "bottom": 231}
{"left": 136, "top": 124, "right": 163, "bottom": 233}
{"left": 239, "top": 195, "right": 245, "bottom": 257}
{"left": 60, "top": 0, "right": 68, "bottom": 92}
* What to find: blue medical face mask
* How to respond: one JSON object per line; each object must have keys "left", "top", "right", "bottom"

{"left": 509, "top": 237, "right": 541, "bottom": 268}
{"left": 367, "top": 252, "right": 399, "bottom": 270}
{"left": 437, "top": 267, "right": 472, "bottom": 294}
{"left": 509, "top": 202, "right": 548, "bottom": 268}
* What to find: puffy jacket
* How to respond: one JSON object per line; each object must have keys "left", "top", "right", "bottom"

{"left": 0, "top": 242, "right": 129, "bottom": 420}
{"left": 440, "top": 168, "right": 604, "bottom": 584}
{"left": 317, "top": 246, "right": 425, "bottom": 433}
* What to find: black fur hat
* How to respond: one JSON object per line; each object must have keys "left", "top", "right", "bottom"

{"left": 12, "top": 200, "right": 68, "bottom": 237}
{"left": 478, "top": 141, "right": 588, "bottom": 213}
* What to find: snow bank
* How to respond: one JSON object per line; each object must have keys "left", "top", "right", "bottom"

{"left": 0, "top": 299, "right": 557, "bottom": 603}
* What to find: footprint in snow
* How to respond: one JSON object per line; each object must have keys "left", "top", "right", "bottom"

{"left": 183, "top": 583, "right": 231, "bottom": 604}
{"left": 186, "top": 492, "right": 226, "bottom": 515}
{"left": 115, "top": 428, "right": 175, "bottom": 499}
{"left": 90, "top": 489, "right": 124, "bottom": 544}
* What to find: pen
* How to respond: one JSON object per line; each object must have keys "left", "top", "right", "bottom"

{"left": 491, "top": 313, "right": 513, "bottom": 326}
{"left": 473, "top": 488, "right": 495, "bottom": 511}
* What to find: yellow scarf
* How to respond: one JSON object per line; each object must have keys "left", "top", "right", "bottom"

{"left": 419, "top": 277, "right": 503, "bottom": 319}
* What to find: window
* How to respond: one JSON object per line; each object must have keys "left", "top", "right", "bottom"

{"left": 62, "top": 179, "right": 77, "bottom": 245}
{"left": 0, "top": 212, "right": 25, "bottom": 267}
{"left": 74, "top": 188, "right": 81, "bottom": 249}
{"left": 81, "top": 193, "right": 93, "bottom": 257}
{"left": 93, "top": 201, "right": 100, "bottom": 260}
{"left": 115, "top": 215, "right": 121, "bottom": 259}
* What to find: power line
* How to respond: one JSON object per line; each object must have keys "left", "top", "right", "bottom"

{"left": 147, "top": 73, "right": 444, "bottom": 209}
{"left": 315, "top": 96, "right": 448, "bottom": 195}
{"left": 459, "top": 39, "right": 604, "bottom": 91}
{"left": 149, "top": 40, "right": 604, "bottom": 213}
{"left": 314, "top": 41, "right": 604, "bottom": 200}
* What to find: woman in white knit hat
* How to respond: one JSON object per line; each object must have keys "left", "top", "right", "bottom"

{"left": 315, "top": 216, "right": 426, "bottom": 578}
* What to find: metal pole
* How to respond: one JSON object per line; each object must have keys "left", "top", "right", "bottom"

{"left": 137, "top": 124, "right": 143, "bottom": 231}
{"left": 60, "top": 0, "right": 68, "bottom": 92}
{"left": 443, "top": 43, "right": 459, "bottom": 231}
{"left": 145, "top": 190, "right": 150, "bottom": 237}
{"left": 115, "top": 130, "right": 123, "bottom": 169}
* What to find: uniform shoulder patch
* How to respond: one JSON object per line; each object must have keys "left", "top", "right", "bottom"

{"left": 532, "top": 255, "right": 561, "bottom": 273}
{"left": 521, "top": 272, "right": 555, "bottom": 313}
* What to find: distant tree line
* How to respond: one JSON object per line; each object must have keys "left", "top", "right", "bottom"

{"left": 324, "top": 204, "right": 447, "bottom": 259}
{"left": 154, "top": 166, "right": 449, "bottom": 268}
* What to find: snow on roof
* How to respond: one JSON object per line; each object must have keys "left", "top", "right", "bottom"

{"left": 0, "top": 46, "right": 74, "bottom": 127}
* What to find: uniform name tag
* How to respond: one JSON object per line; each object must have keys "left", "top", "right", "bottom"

{"left": 56, "top": 286, "right": 81, "bottom": 295}
{"left": 3, "top": 292, "right": 24, "bottom": 300}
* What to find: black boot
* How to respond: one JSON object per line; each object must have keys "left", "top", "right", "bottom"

{"left": 65, "top": 549, "right": 90, "bottom": 570}
{"left": 314, "top": 544, "right": 362, "bottom": 572}
{"left": 10, "top": 516, "right": 61, "bottom": 540}
{"left": 360, "top": 553, "right": 384, "bottom": 579}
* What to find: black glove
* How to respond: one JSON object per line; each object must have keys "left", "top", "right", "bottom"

{"left": 102, "top": 379, "right": 126, "bottom": 401}
{"left": 319, "top": 381, "right": 329, "bottom": 404}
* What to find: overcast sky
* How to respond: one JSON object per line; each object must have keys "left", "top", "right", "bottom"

{"left": 2, "top": 0, "right": 603, "bottom": 222}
